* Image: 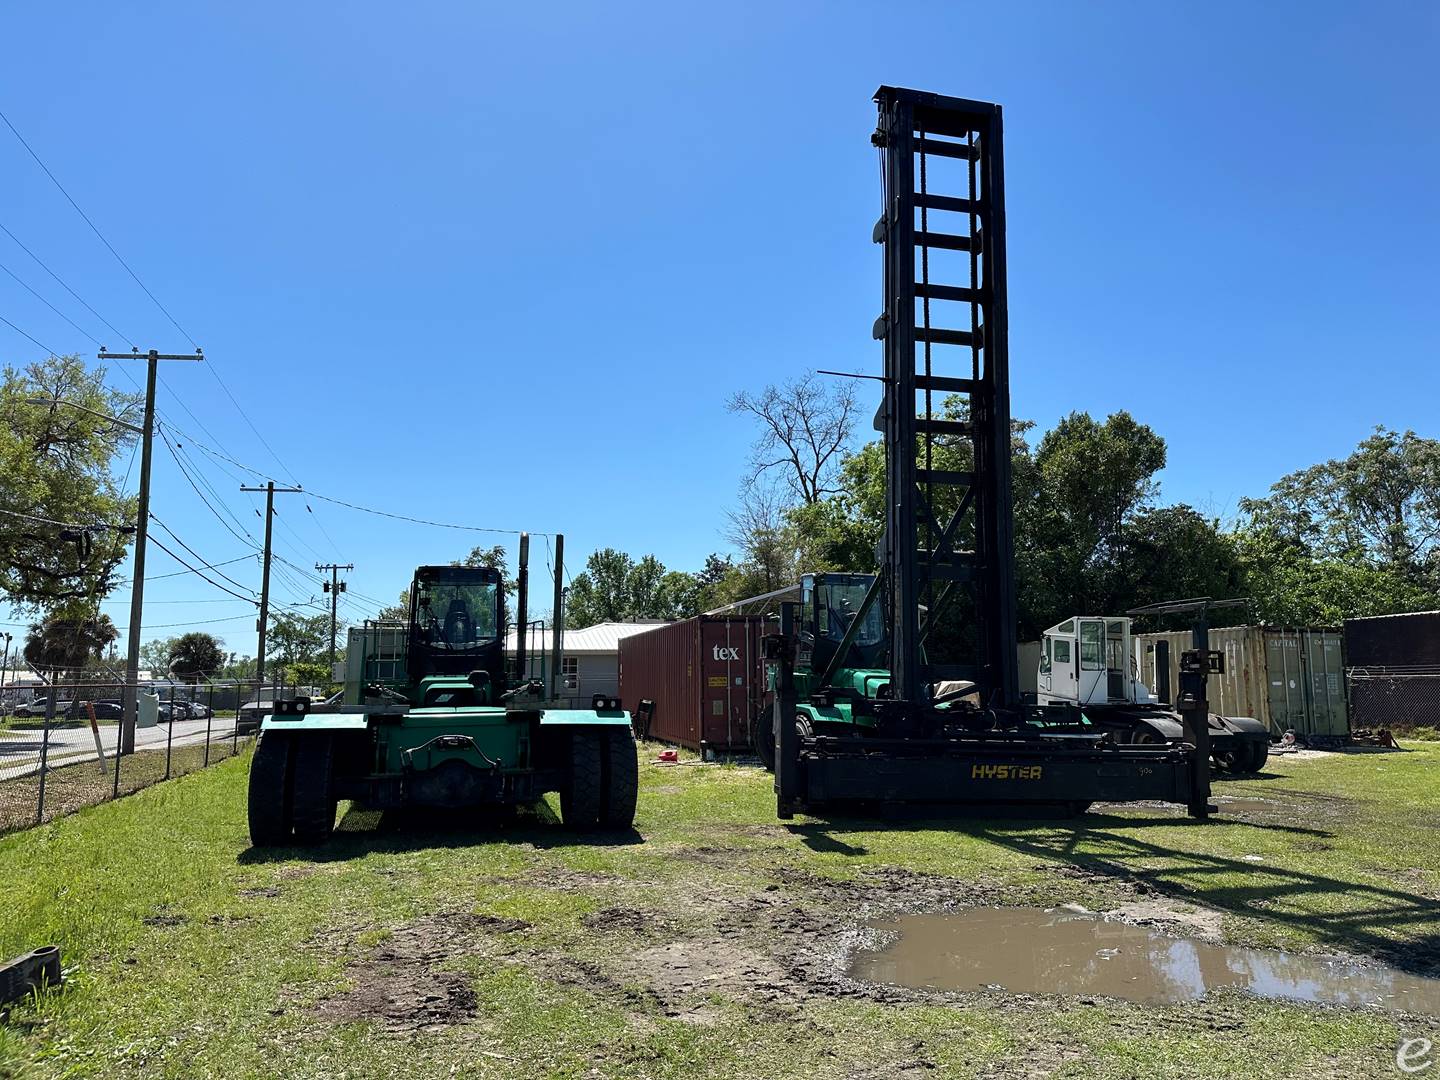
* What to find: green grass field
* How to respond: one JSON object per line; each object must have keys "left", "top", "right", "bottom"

{"left": 1, "top": 743, "right": 1437, "bottom": 1079}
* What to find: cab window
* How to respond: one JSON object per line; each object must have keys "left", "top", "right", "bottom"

{"left": 1080, "top": 622, "right": 1103, "bottom": 670}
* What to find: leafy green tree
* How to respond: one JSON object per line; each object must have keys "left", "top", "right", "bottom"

{"left": 566, "top": 548, "right": 634, "bottom": 626}
{"left": 167, "top": 632, "right": 225, "bottom": 680}
{"left": 284, "top": 660, "right": 334, "bottom": 690}
{"left": 779, "top": 402, "right": 1241, "bottom": 638}
{"left": 265, "top": 611, "right": 333, "bottom": 680}
{"left": 565, "top": 549, "right": 705, "bottom": 626}
{"left": 139, "top": 636, "right": 180, "bottom": 675}
{"left": 377, "top": 590, "right": 409, "bottom": 623}
{"left": 1237, "top": 427, "right": 1440, "bottom": 622}
{"left": 22, "top": 614, "right": 119, "bottom": 677}
{"left": 0, "top": 355, "right": 142, "bottom": 611}
{"left": 655, "top": 554, "right": 734, "bottom": 617}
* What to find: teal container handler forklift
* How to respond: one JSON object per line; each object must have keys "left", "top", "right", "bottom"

{"left": 247, "top": 534, "right": 639, "bottom": 846}
{"left": 753, "top": 88, "right": 1221, "bottom": 819}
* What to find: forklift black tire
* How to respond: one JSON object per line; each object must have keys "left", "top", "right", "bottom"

{"left": 754, "top": 711, "right": 775, "bottom": 772}
{"left": 247, "top": 731, "right": 296, "bottom": 847}
{"left": 562, "top": 731, "right": 604, "bottom": 830}
{"left": 290, "top": 734, "right": 337, "bottom": 845}
{"left": 1131, "top": 725, "right": 1165, "bottom": 746}
{"left": 602, "top": 727, "right": 640, "bottom": 830}
{"left": 1244, "top": 739, "right": 1270, "bottom": 773}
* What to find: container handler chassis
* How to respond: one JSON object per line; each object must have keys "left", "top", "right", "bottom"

{"left": 762, "top": 87, "right": 1212, "bottom": 820}
{"left": 248, "top": 540, "right": 640, "bottom": 847}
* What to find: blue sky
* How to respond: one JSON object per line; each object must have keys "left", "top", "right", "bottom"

{"left": 2, "top": 1, "right": 1436, "bottom": 653}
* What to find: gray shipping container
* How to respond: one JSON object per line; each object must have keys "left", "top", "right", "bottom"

{"left": 1133, "top": 625, "right": 1348, "bottom": 739}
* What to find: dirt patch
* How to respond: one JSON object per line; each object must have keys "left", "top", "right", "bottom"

{"left": 314, "top": 911, "right": 532, "bottom": 1032}
{"left": 237, "top": 885, "right": 281, "bottom": 899}
{"left": 581, "top": 907, "right": 674, "bottom": 935}
{"left": 621, "top": 940, "right": 788, "bottom": 1024}
{"left": 142, "top": 911, "right": 188, "bottom": 928}
{"left": 1099, "top": 898, "right": 1224, "bottom": 940}
{"left": 514, "top": 866, "right": 629, "bottom": 892}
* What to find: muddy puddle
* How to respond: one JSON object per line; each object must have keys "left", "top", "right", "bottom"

{"left": 850, "top": 907, "right": 1440, "bottom": 1014}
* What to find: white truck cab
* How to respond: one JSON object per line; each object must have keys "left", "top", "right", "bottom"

{"left": 1035, "top": 614, "right": 1270, "bottom": 773}
{"left": 1037, "top": 616, "right": 1157, "bottom": 707}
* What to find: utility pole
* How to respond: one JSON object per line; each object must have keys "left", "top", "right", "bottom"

{"left": 549, "top": 534, "right": 564, "bottom": 700}
{"left": 0, "top": 632, "right": 11, "bottom": 708}
{"left": 98, "top": 347, "right": 203, "bottom": 754}
{"left": 316, "top": 562, "right": 353, "bottom": 674}
{"left": 240, "top": 481, "right": 303, "bottom": 683}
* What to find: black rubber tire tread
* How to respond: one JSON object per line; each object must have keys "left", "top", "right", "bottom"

{"left": 754, "top": 710, "right": 775, "bottom": 772}
{"left": 562, "top": 731, "right": 604, "bottom": 830}
{"left": 290, "top": 734, "right": 337, "bottom": 845}
{"left": 601, "top": 727, "right": 640, "bottom": 830}
{"left": 1245, "top": 739, "right": 1270, "bottom": 773}
{"left": 247, "top": 731, "right": 295, "bottom": 847}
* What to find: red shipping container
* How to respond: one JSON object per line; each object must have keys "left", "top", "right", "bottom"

{"left": 619, "top": 616, "right": 767, "bottom": 752}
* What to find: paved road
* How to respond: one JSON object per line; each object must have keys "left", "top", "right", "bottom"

{"left": 0, "top": 714, "right": 240, "bottom": 777}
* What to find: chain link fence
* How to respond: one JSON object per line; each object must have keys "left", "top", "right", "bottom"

{"left": 0, "top": 676, "right": 310, "bottom": 835}
{"left": 1347, "top": 666, "right": 1440, "bottom": 733}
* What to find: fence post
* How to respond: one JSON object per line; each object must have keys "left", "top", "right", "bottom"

{"left": 165, "top": 685, "right": 175, "bottom": 780}
{"left": 112, "top": 674, "right": 128, "bottom": 799}
{"left": 35, "top": 686, "right": 57, "bottom": 827}
{"left": 204, "top": 683, "right": 214, "bottom": 766}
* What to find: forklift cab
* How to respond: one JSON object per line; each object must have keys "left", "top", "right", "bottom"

{"left": 1039, "top": 617, "right": 1134, "bottom": 706}
{"left": 407, "top": 565, "right": 505, "bottom": 690}
{"left": 797, "top": 573, "right": 887, "bottom": 675}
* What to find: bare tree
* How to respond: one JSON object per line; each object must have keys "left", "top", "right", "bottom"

{"left": 727, "top": 374, "right": 859, "bottom": 505}
{"left": 723, "top": 486, "right": 796, "bottom": 593}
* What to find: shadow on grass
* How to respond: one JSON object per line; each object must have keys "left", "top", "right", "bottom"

{"left": 237, "top": 800, "right": 644, "bottom": 865}
{"left": 789, "top": 806, "right": 1440, "bottom": 974}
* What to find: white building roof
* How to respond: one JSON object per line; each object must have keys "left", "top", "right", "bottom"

{"left": 504, "top": 621, "right": 669, "bottom": 656}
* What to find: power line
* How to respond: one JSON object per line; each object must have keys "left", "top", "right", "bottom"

{"left": 156, "top": 419, "right": 269, "bottom": 481}
{"left": 0, "top": 220, "right": 135, "bottom": 349}
{"left": 0, "top": 311, "right": 59, "bottom": 356}
{"left": 100, "top": 597, "right": 251, "bottom": 605}
{"left": 148, "top": 514, "right": 258, "bottom": 596}
{"left": 201, "top": 363, "right": 300, "bottom": 486}
{"left": 157, "top": 425, "right": 261, "bottom": 552}
{"left": 0, "top": 259, "right": 103, "bottom": 346}
{"left": 0, "top": 506, "right": 133, "bottom": 531}
{"left": 306, "top": 502, "right": 344, "bottom": 560}
{"left": 111, "top": 555, "right": 254, "bottom": 586}
{"left": 0, "top": 108, "right": 196, "bottom": 347}
{"left": 142, "top": 613, "right": 254, "bottom": 629}
{"left": 0, "top": 109, "right": 303, "bottom": 520}
{"left": 301, "top": 488, "right": 540, "bottom": 535}
{"left": 145, "top": 533, "right": 259, "bottom": 605}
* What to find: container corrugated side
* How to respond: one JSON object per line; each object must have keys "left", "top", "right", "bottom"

{"left": 1134, "top": 625, "right": 1348, "bottom": 738}
{"left": 619, "top": 616, "right": 764, "bottom": 751}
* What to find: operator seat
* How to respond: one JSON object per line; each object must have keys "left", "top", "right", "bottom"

{"left": 443, "top": 598, "right": 472, "bottom": 645}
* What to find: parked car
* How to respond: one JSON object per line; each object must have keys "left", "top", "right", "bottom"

{"left": 181, "top": 698, "right": 213, "bottom": 719}
{"left": 87, "top": 699, "right": 123, "bottom": 720}
{"left": 236, "top": 687, "right": 332, "bottom": 734}
{"left": 12, "top": 698, "right": 70, "bottom": 719}
{"left": 155, "top": 697, "right": 207, "bottom": 721}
